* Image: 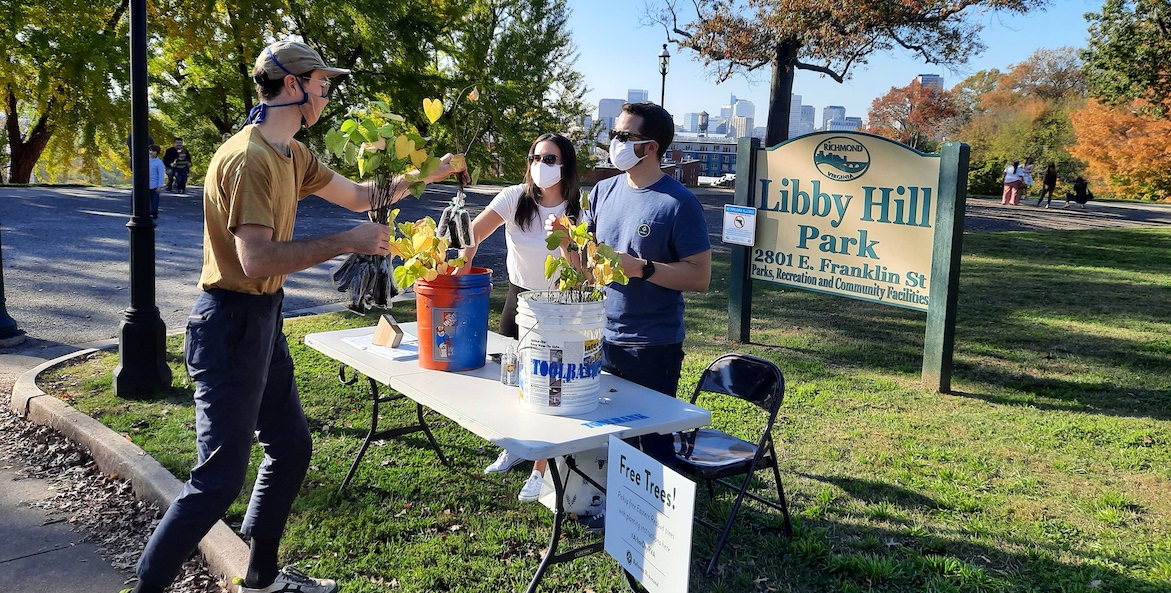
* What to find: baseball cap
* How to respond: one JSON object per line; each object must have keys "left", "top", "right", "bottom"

{"left": 253, "top": 40, "right": 350, "bottom": 83}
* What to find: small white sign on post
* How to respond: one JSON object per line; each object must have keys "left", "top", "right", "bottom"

{"left": 604, "top": 435, "right": 696, "bottom": 593}
{"left": 722, "top": 204, "right": 757, "bottom": 247}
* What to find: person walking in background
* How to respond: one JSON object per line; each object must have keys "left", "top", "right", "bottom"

{"left": 161, "top": 138, "right": 184, "bottom": 192}
{"left": 124, "top": 40, "right": 465, "bottom": 593}
{"left": 1019, "top": 156, "right": 1035, "bottom": 199}
{"left": 457, "top": 132, "right": 582, "bottom": 503}
{"left": 147, "top": 144, "right": 165, "bottom": 219}
{"left": 171, "top": 146, "right": 192, "bottom": 194}
{"left": 1036, "top": 163, "right": 1058, "bottom": 208}
{"left": 1064, "top": 176, "right": 1093, "bottom": 209}
{"left": 1002, "top": 159, "right": 1023, "bottom": 205}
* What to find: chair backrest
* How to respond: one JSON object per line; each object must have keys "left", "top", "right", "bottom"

{"left": 690, "top": 353, "right": 785, "bottom": 419}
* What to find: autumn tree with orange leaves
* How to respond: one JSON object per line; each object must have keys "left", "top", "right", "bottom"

{"left": 866, "top": 80, "right": 958, "bottom": 152}
{"left": 644, "top": 0, "right": 1046, "bottom": 145}
{"left": 1069, "top": 100, "right": 1171, "bottom": 201}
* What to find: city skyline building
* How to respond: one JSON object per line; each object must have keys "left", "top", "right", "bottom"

{"left": 628, "top": 89, "right": 649, "bottom": 103}
{"left": 916, "top": 74, "right": 944, "bottom": 90}
{"left": 822, "top": 105, "right": 846, "bottom": 131}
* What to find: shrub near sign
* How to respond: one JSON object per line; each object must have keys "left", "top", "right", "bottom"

{"left": 751, "top": 133, "right": 940, "bottom": 311}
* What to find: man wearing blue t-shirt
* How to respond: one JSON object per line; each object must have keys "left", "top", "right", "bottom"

{"left": 584, "top": 102, "right": 712, "bottom": 464}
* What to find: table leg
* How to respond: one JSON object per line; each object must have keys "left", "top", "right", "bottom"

{"left": 338, "top": 370, "right": 451, "bottom": 492}
{"left": 525, "top": 456, "right": 606, "bottom": 593}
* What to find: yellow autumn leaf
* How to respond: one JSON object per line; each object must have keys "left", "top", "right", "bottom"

{"left": 394, "top": 135, "right": 414, "bottom": 159}
{"left": 449, "top": 154, "right": 466, "bottom": 172}
{"left": 468, "top": 87, "right": 480, "bottom": 101}
{"left": 361, "top": 137, "right": 386, "bottom": 152}
{"left": 423, "top": 98, "right": 444, "bottom": 124}
{"left": 422, "top": 268, "right": 439, "bottom": 282}
{"left": 411, "top": 149, "right": 427, "bottom": 168}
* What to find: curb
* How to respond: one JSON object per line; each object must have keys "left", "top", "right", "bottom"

{"left": 3, "top": 304, "right": 386, "bottom": 592}
{"left": 8, "top": 350, "right": 252, "bottom": 592}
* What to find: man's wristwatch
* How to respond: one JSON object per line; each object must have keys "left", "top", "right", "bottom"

{"left": 641, "top": 258, "right": 656, "bottom": 280}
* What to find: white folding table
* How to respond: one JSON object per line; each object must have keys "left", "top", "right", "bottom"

{"left": 304, "top": 324, "right": 711, "bottom": 592}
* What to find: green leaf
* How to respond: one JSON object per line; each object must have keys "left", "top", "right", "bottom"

{"left": 357, "top": 156, "right": 368, "bottom": 177}
{"left": 419, "top": 156, "right": 441, "bottom": 179}
{"left": 366, "top": 153, "right": 382, "bottom": 173}
{"left": 393, "top": 265, "right": 412, "bottom": 289}
{"left": 372, "top": 100, "right": 391, "bottom": 113}
{"left": 345, "top": 142, "right": 358, "bottom": 164}
{"left": 471, "top": 165, "right": 482, "bottom": 186}
{"left": 544, "top": 255, "right": 558, "bottom": 279}
{"left": 407, "top": 133, "right": 426, "bottom": 147}
{"left": 409, "top": 181, "right": 426, "bottom": 198}
{"left": 378, "top": 124, "right": 397, "bottom": 138}
{"left": 340, "top": 119, "right": 358, "bottom": 135}
{"left": 358, "top": 119, "right": 380, "bottom": 142}
{"left": 545, "top": 230, "right": 566, "bottom": 250}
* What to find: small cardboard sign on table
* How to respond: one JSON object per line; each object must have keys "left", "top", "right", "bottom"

{"left": 605, "top": 435, "right": 696, "bottom": 593}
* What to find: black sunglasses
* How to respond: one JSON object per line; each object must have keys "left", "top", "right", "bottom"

{"left": 608, "top": 130, "right": 650, "bottom": 142}
{"left": 527, "top": 154, "right": 559, "bottom": 165}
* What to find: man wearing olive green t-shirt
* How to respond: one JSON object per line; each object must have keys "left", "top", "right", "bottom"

{"left": 128, "top": 40, "right": 465, "bottom": 593}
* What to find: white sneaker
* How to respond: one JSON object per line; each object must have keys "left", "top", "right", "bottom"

{"left": 484, "top": 449, "right": 523, "bottom": 474}
{"left": 517, "top": 470, "right": 543, "bottom": 502}
{"left": 240, "top": 567, "right": 337, "bottom": 593}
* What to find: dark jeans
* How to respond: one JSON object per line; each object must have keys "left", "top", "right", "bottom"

{"left": 1037, "top": 184, "right": 1055, "bottom": 206}
{"left": 499, "top": 282, "right": 529, "bottom": 339}
{"left": 165, "top": 166, "right": 175, "bottom": 191}
{"left": 601, "top": 341, "right": 685, "bottom": 467}
{"left": 173, "top": 168, "right": 189, "bottom": 192}
{"left": 150, "top": 189, "right": 160, "bottom": 217}
{"left": 136, "top": 289, "right": 312, "bottom": 589}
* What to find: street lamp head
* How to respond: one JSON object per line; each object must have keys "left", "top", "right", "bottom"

{"left": 658, "top": 43, "right": 670, "bottom": 76}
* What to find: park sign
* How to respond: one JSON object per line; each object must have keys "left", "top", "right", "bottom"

{"left": 752, "top": 134, "right": 938, "bottom": 310}
{"left": 727, "top": 132, "right": 969, "bottom": 392}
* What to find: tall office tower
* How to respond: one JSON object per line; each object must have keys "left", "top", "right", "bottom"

{"left": 732, "top": 99, "right": 755, "bottom": 119}
{"left": 822, "top": 105, "right": 846, "bottom": 131}
{"left": 597, "top": 98, "right": 625, "bottom": 140}
{"left": 682, "top": 112, "right": 702, "bottom": 133}
{"left": 788, "top": 94, "right": 804, "bottom": 139}
{"left": 628, "top": 89, "right": 649, "bottom": 103}
{"left": 729, "top": 115, "right": 754, "bottom": 139}
{"left": 720, "top": 94, "right": 738, "bottom": 119}
{"left": 799, "top": 105, "right": 816, "bottom": 135}
{"left": 915, "top": 74, "right": 944, "bottom": 90}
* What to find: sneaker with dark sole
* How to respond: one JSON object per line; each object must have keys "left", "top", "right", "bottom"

{"left": 577, "top": 512, "right": 605, "bottom": 532}
{"left": 240, "top": 567, "right": 337, "bottom": 593}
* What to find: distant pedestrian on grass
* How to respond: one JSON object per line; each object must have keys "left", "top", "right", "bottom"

{"left": 1035, "top": 163, "right": 1058, "bottom": 208}
{"left": 124, "top": 40, "right": 465, "bottom": 593}
{"left": 1001, "top": 160, "right": 1022, "bottom": 205}
{"left": 147, "top": 144, "right": 164, "bottom": 219}
{"left": 1064, "top": 176, "right": 1093, "bottom": 209}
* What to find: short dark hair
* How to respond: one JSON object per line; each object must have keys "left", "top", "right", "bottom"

{"left": 256, "top": 77, "right": 287, "bottom": 101}
{"left": 173, "top": 137, "right": 183, "bottom": 142}
{"left": 148, "top": 144, "right": 160, "bottom": 153}
{"left": 622, "top": 102, "right": 673, "bottom": 159}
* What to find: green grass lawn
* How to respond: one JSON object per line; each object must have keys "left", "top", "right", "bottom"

{"left": 41, "top": 227, "right": 1171, "bottom": 592}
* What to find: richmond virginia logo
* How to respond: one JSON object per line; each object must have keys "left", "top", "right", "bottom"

{"left": 813, "top": 136, "right": 871, "bottom": 182}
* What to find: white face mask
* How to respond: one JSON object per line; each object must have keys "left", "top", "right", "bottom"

{"left": 609, "top": 138, "right": 653, "bottom": 171}
{"left": 530, "top": 161, "right": 563, "bottom": 189}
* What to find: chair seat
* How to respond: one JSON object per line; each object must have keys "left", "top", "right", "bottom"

{"left": 675, "top": 429, "right": 774, "bottom": 479}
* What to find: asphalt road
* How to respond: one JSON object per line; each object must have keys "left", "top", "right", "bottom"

{"left": 2, "top": 183, "right": 1168, "bottom": 348}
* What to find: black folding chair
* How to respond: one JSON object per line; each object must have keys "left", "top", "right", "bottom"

{"left": 674, "top": 353, "right": 792, "bottom": 573}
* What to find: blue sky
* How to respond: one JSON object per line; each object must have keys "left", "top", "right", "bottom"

{"left": 567, "top": 0, "right": 1104, "bottom": 125}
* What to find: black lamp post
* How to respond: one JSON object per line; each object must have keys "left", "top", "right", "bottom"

{"left": 113, "top": 0, "right": 172, "bottom": 397}
{"left": 0, "top": 225, "right": 26, "bottom": 344}
{"left": 658, "top": 44, "right": 670, "bottom": 107}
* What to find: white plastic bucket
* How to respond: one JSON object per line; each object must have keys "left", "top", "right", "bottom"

{"left": 515, "top": 291, "right": 606, "bottom": 416}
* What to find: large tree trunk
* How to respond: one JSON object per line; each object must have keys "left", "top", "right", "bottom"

{"left": 5, "top": 87, "right": 54, "bottom": 184}
{"left": 765, "top": 41, "right": 799, "bottom": 147}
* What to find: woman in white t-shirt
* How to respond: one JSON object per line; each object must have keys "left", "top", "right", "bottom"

{"left": 1002, "top": 160, "right": 1023, "bottom": 205}
{"left": 457, "top": 132, "right": 582, "bottom": 501}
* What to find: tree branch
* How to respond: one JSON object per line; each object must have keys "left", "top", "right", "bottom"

{"left": 794, "top": 61, "right": 845, "bottom": 83}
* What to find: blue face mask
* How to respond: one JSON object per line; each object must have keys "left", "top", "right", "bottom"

{"left": 246, "top": 47, "right": 312, "bottom": 125}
